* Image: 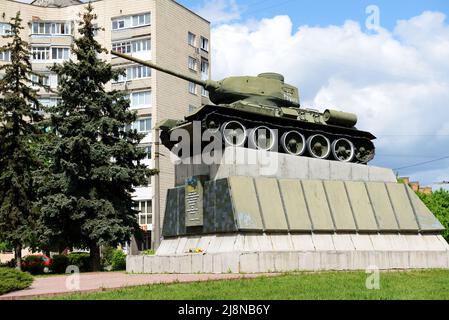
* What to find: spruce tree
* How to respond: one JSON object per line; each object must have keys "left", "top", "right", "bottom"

{"left": 0, "top": 12, "right": 44, "bottom": 268}
{"left": 37, "top": 4, "right": 154, "bottom": 271}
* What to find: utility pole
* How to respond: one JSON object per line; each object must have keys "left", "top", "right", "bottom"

{"left": 152, "top": 127, "right": 161, "bottom": 250}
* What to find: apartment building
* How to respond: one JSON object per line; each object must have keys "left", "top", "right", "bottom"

{"left": 0, "top": 0, "right": 211, "bottom": 251}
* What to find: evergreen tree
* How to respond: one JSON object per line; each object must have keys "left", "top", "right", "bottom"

{"left": 0, "top": 12, "right": 45, "bottom": 269}
{"left": 37, "top": 4, "right": 154, "bottom": 271}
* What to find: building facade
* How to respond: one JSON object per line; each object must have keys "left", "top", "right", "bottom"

{"left": 0, "top": 0, "right": 211, "bottom": 251}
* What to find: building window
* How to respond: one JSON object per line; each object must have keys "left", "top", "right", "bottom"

{"left": 201, "top": 87, "right": 209, "bottom": 97}
{"left": 116, "top": 65, "right": 151, "bottom": 82}
{"left": 188, "top": 32, "right": 196, "bottom": 46}
{"left": 200, "top": 60, "right": 209, "bottom": 74}
{"left": 132, "top": 38, "right": 151, "bottom": 52}
{"left": 200, "top": 36, "right": 209, "bottom": 52}
{"left": 31, "top": 47, "right": 50, "bottom": 61}
{"left": 31, "top": 46, "right": 69, "bottom": 62}
{"left": 112, "top": 41, "right": 131, "bottom": 54}
{"left": 188, "top": 105, "right": 197, "bottom": 113}
{"left": 31, "top": 22, "right": 71, "bottom": 35}
{"left": 126, "top": 117, "right": 151, "bottom": 133}
{"left": 31, "top": 73, "right": 58, "bottom": 89}
{"left": 188, "top": 82, "right": 197, "bottom": 95}
{"left": 38, "top": 97, "right": 60, "bottom": 108}
{"left": 200, "top": 59, "right": 209, "bottom": 79}
{"left": 112, "top": 13, "right": 151, "bottom": 31}
{"left": 92, "top": 23, "right": 99, "bottom": 36}
{"left": 130, "top": 90, "right": 151, "bottom": 108}
{"left": 31, "top": 74, "right": 49, "bottom": 87}
{"left": 51, "top": 47, "right": 70, "bottom": 60}
{"left": 188, "top": 56, "right": 197, "bottom": 71}
{"left": 137, "top": 117, "right": 151, "bottom": 133}
{"left": 0, "top": 23, "right": 11, "bottom": 35}
{"left": 0, "top": 50, "right": 10, "bottom": 61}
{"left": 112, "top": 38, "right": 150, "bottom": 54}
{"left": 135, "top": 200, "right": 152, "bottom": 225}
{"left": 141, "top": 144, "right": 152, "bottom": 160}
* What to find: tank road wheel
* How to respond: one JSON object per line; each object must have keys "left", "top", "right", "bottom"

{"left": 250, "top": 126, "right": 276, "bottom": 151}
{"left": 205, "top": 116, "right": 220, "bottom": 133}
{"left": 331, "top": 138, "right": 355, "bottom": 162}
{"left": 307, "top": 134, "right": 331, "bottom": 159}
{"left": 281, "top": 130, "right": 306, "bottom": 156}
{"left": 355, "top": 140, "right": 375, "bottom": 164}
{"left": 221, "top": 120, "right": 247, "bottom": 147}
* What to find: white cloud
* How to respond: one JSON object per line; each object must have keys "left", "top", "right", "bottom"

{"left": 209, "top": 12, "right": 449, "bottom": 185}
{"left": 196, "top": 0, "right": 242, "bottom": 24}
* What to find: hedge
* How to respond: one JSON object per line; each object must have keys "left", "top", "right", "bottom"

{"left": 67, "top": 252, "right": 90, "bottom": 272}
{"left": 111, "top": 250, "right": 126, "bottom": 271}
{"left": 0, "top": 268, "right": 33, "bottom": 295}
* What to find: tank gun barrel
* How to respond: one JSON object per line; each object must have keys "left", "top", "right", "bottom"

{"left": 111, "top": 51, "right": 218, "bottom": 89}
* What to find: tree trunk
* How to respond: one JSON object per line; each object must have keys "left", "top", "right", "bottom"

{"left": 89, "top": 243, "right": 101, "bottom": 272}
{"left": 14, "top": 243, "right": 22, "bottom": 270}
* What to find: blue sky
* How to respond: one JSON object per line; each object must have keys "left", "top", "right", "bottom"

{"left": 179, "top": 0, "right": 449, "bottom": 30}
{"left": 176, "top": 0, "right": 449, "bottom": 189}
{"left": 14, "top": 0, "right": 449, "bottom": 188}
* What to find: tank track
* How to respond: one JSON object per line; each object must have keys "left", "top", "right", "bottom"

{"left": 200, "top": 110, "right": 375, "bottom": 164}
{"left": 161, "top": 109, "right": 375, "bottom": 164}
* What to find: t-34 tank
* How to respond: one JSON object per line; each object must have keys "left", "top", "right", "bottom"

{"left": 112, "top": 51, "right": 375, "bottom": 163}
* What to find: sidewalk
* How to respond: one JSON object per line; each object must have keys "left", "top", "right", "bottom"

{"left": 0, "top": 271, "right": 277, "bottom": 300}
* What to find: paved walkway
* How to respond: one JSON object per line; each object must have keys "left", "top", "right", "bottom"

{"left": 0, "top": 272, "right": 277, "bottom": 299}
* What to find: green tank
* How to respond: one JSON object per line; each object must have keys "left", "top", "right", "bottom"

{"left": 112, "top": 51, "right": 375, "bottom": 163}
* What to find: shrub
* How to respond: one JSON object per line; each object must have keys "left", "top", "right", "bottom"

{"left": 111, "top": 250, "right": 126, "bottom": 271}
{"left": 51, "top": 255, "right": 69, "bottom": 274}
{"left": 418, "top": 190, "right": 449, "bottom": 242}
{"left": 0, "top": 268, "right": 33, "bottom": 295}
{"left": 100, "top": 245, "right": 115, "bottom": 271}
{"left": 67, "top": 252, "right": 90, "bottom": 272}
{"left": 22, "top": 255, "right": 46, "bottom": 275}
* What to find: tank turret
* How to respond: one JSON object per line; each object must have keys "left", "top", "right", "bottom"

{"left": 111, "top": 51, "right": 375, "bottom": 163}
{"left": 112, "top": 51, "right": 299, "bottom": 108}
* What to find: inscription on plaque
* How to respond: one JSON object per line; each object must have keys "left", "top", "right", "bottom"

{"left": 185, "top": 176, "right": 204, "bottom": 227}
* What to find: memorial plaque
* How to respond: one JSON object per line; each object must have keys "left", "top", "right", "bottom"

{"left": 185, "top": 176, "right": 205, "bottom": 227}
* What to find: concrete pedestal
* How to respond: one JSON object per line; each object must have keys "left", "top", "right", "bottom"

{"left": 127, "top": 147, "right": 449, "bottom": 273}
{"left": 127, "top": 233, "right": 449, "bottom": 273}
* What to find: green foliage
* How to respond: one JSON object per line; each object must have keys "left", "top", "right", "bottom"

{"left": 142, "top": 249, "right": 155, "bottom": 256}
{"left": 0, "top": 12, "right": 46, "bottom": 265}
{"left": 35, "top": 3, "right": 155, "bottom": 271}
{"left": 51, "top": 255, "right": 69, "bottom": 274}
{"left": 67, "top": 252, "right": 90, "bottom": 272}
{"left": 111, "top": 250, "right": 126, "bottom": 271}
{"left": 100, "top": 245, "right": 115, "bottom": 270}
{"left": 0, "top": 268, "right": 33, "bottom": 295}
{"left": 417, "top": 189, "right": 449, "bottom": 241}
{"left": 0, "top": 241, "right": 12, "bottom": 252}
{"left": 21, "top": 255, "right": 46, "bottom": 275}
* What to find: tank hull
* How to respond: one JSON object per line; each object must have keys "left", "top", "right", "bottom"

{"left": 159, "top": 104, "right": 376, "bottom": 164}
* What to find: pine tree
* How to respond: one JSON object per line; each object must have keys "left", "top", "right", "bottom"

{"left": 37, "top": 4, "right": 154, "bottom": 271}
{"left": 0, "top": 12, "right": 45, "bottom": 269}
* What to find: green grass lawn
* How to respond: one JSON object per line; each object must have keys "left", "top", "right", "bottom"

{"left": 44, "top": 269, "right": 449, "bottom": 300}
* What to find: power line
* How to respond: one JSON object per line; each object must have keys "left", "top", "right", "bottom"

{"left": 376, "top": 154, "right": 445, "bottom": 159}
{"left": 378, "top": 134, "right": 449, "bottom": 137}
{"left": 393, "top": 155, "right": 449, "bottom": 171}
